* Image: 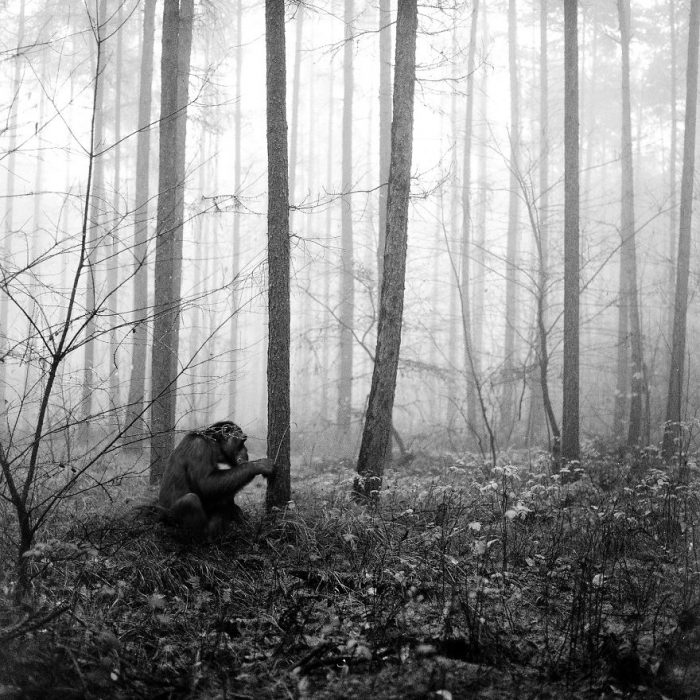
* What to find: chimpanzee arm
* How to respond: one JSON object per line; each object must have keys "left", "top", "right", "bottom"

{"left": 196, "top": 458, "right": 274, "bottom": 502}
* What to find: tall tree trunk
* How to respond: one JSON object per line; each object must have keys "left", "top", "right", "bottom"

{"left": 613, "top": 274, "right": 630, "bottom": 438}
{"left": 265, "top": 0, "right": 292, "bottom": 509}
{"left": 125, "top": 0, "right": 156, "bottom": 444}
{"left": 229, "top": 0, "right": 243, "bottom": 420}
{"left": 82, "top": 0, "right": 107, "bottom": 425}
{"left": 536, "top": 0, "right": 559, "bottom": 448}
{"left": 662, "top": 0, "right": 700, "bottom": 462}
{"left": 321, "top": 53, "right": 335, "bottom": 423}
{"left": 150, "top": 0, "right": 193, "bottom": 481}
{"left": 460, "top": 0, "right": 479, "bottom": 434}
{"left": 354, "top": 0, "right": 417, "bottom": 500}
{"left": 502, "top": 0, "right": 520, "bottom": 438}
{"left": 537, "top": 0, "right": 560, "bottom": 447}
{"left": 561, "top": 0, "right": 580, "bottom": 464}
{"left": 617, "top": 0, "right": 646, "bottom": 447}
{"left": 109, "top": 1, "right": 123, "bottom": 414}
{"left": 668, "top": 0, "right": 678, "bottom": 345}
{"left": 377, "top": 0, "right": 392, "bottom": 291}
{"left": 473, "top": 3, "right": 488, "bottom": 413}
{"left": 337, "top": 0, "right": 354, "bottom": 444}
{"left": 0, "top": 0, "right": 25, "bottom": 404}
{"left": 446, "top": 22, "right": 459, "bottom": 429}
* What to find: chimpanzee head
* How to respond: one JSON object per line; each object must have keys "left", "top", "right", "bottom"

{"left": 205, "top": 421, "right": 249, "bottom": 466}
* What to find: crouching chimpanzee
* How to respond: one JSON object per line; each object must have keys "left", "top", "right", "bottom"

{"left": 158, "top": 421, "right": 274, "bottom": 539}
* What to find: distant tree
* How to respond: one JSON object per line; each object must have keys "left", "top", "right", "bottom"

{"left": 561, "top": 0, "right": 579, "bottom": 464}
{"left": 502, "top": 0, "right": 521, "bottom": 438}
{"left": 337, "top": 0, "right": 354, "bottom": 444}
{"left": 150, "top": 0, "right": 194, "bottom": 482}
{"left": 377, "top": 0, "right": 392, "bottom": 291}
{"left": 460, "top": 0, "right": 479, "bottom": 434}
{"left": 265, "top": 0, "right": 291, "bottom": 509}
{"left": 667, "top": 0, "right": 678, "bottom": 305}
{"left": 125, "top": 0, "right": 156, "bottom": 444}
{"left": 354, "top": 0, "right": 418, "bottom": 500}
{"left": 82, "top": 0, "right": 107, "bottom": 426}
{"left": 535, "top": 0, "right": 559, "bottom": 449}
{"left": 662, "top": 0, "right": 699, "bottom": 462}
{"left": 1, "top": 0, "right": 26, "bottom": 405}
{"left": 288, "top": 3, "right": 304, "bottom": 223}
{"left": 617, "top": 0, "right": 647, "bottom": 447}
{"left": 228, "top": 0, "right": 244, "bottom": 419}
{"left": 108, "top": 2, "right": 124, "bottom": 411}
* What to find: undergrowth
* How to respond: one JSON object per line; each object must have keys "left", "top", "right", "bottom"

{"left": 1, "top": 454, "right": 699, "bottom": 699}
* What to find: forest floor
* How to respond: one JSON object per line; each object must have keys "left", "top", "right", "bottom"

{"left": 1, "top": 451, "right": 700, "bottom": 699}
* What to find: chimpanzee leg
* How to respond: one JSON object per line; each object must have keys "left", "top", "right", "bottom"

{"left": 170, "top": 493, "right": 208, "bottom": 535}
{"left": 206, "top": 500, "right": 247, "bottom": 540}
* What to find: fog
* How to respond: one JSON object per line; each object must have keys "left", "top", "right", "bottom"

{"left": 0, "top": 0, "right": 692, "bottom": 462}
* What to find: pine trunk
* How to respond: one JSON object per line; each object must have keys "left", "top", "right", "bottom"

{"left": 562, "top": 0, "right": 580, "bottom": 463}
{"left": 265, "top": 0, "right": 292, "bottom": 508}
{"left": 354, "top": 0, "right": 417, "bottom": 500}
{"left": 662, "top": 0, "right": 700, "bottom": 461}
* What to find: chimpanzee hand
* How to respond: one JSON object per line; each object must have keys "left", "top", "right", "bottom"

{"left": 254, "top": 458, "right": 275, "bottom": 478}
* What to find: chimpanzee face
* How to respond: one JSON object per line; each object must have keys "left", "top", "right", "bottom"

{"left": 224, "top": 436, "right": 249, "bottom": 465}
{"left": 206, "top": 421, "right": 249, "bottom": 466}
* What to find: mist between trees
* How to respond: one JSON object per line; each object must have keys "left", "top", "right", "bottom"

{"left": 1, "top": 0, "right": 698, "bottom": 553}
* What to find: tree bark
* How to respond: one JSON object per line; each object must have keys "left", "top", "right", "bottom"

{"left": 561, "top": 0, "right": 580, "bottom": 464}
{"left": 662, "top": 0, "right": 699, "bottom": 462}
{"left": 354, "top": 0, "right": 417, "bottom": 500}
{"left": 265, "top": 0, "right": 291, "bottom": 509}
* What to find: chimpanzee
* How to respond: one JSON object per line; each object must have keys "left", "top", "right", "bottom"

{"left": 158, "top": 421, "right": 274, "bottom": 539}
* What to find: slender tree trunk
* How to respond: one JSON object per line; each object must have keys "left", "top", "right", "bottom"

{"left": 321, "top": 54, "right": 335, "bottom": 423}
{"left": 617, "top": 0, "right": 646, "bottom": 447}
{"left": 0, "top": 0, "right": 25, "bottom": 404}
{"left": 662, "top": 0, "right": 699, "bottom": 462}
{"left": 446, "top": 22, "right": 459, "bottom": 429}
{"left": 337, "top": 0, "right": 354, "bottom": 444}
{"left": 354, "top": 0, "right": 417, "bottom": 500}
{"left": 265, "top": 0, "right": 292, "bottom": 509}
{"left": 668, "top": 0, "right": 678, "bottom": 341}
{"left": 229, "top": 0, "right": 243, "bottom": 419}
{"left": 82, "top": 0, "right": 107, "bottom": 425}
{"left": 536, "top": 0, "right": 559, "bottom": 447}
{"left": 125, "top": 0, "right": 156, "bottom": 444}
{"left": 377, "top": 0, "right": 392, "bottom": 291}
{"left": 150, "top": 0, "right": 193, "bottom": 481}
{"left": 502, "top": 0, "right": 520, "bottom": 438}
{"left": 109, "top": 2, "right": 123, "bottom": 413}
{"left": 561, "top": 0, "right": 580, "bottom": 464}
{"left": 613, "top": 275, "right": 630, "bottom": 438}
{"left": 460, "top": 0, "right": 479, "bottom": 433}
{"left": 473, "top": 3, "right": 488, "bottom": 407}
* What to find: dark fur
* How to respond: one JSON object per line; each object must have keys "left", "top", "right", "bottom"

{"left": 158, "top": 421, "right": 274, "bottom": 538}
